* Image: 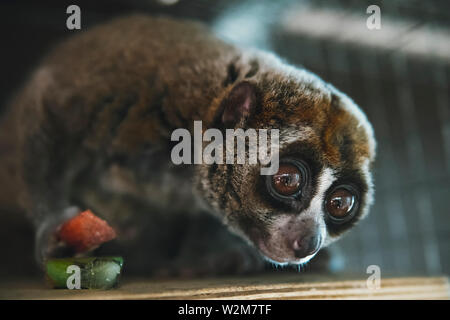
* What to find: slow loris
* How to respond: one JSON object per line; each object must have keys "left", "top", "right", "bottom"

{"left": 0, "top": 15, "right": 376, "bottom": 276}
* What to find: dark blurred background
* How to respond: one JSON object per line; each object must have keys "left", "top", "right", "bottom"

{"left": 0, "top": 0, "right": 449, "bottom": 279}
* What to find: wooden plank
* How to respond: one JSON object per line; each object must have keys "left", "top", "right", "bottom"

{"left": 0, "top": 275, "right": 448, "bottom": 300}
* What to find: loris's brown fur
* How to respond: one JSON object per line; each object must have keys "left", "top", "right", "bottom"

{"left": 0, "top": 15, "right": 375, "bottom": 276}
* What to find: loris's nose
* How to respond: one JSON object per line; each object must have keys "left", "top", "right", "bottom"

{"left": 292, "top": 233, "right": 322, "bottom": 259}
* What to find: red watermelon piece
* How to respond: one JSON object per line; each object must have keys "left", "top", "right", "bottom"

{"left": 57, "top": 209, "right": 116, "bottom": 252}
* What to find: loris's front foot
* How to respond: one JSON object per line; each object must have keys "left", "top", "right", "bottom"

{"left": 34, "top": 206, "right": 81, "bottom": 265}
{"left": 151, "top": 214, "right": 266, "bottom": 278}
{"left": 160, "top": 240, "right": 265, "bottom": 278}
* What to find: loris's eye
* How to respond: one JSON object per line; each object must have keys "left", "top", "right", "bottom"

{"left": 267, "top": 160, "right": 308, "bottom": 199}
{"left": 272, "top": 164, "right": 302, "bottom": 196}
{"left": 325, "top": 185, "right": 359, "bottom": 223}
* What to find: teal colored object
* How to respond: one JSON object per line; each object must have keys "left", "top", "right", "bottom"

{"left": 46, "top": 257, "right": 124, "bottom": 289}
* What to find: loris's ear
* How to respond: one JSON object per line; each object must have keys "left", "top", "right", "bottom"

{"left": 220, "top": 81, "right": 257, "bottom": 128}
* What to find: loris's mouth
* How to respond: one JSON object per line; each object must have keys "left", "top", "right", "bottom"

{"left": 245, "top": 215, "right": 325, "bottom": 267}
{"left": 256, "top": 238, "right": 321, "bottom": 267}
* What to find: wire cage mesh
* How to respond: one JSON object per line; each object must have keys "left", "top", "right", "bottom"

{"left": 268, "top": 0, "right": 450, "bottom": 277}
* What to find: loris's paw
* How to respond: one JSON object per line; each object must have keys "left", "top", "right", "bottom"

{"left": 152, "top": 213, "right": 266, "bottom": 278}
{"left": 156, "top": 242, "right": 265, "bottom": 278}
{"left": 34, "top": 206, "right": 80, "bottom": 266}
